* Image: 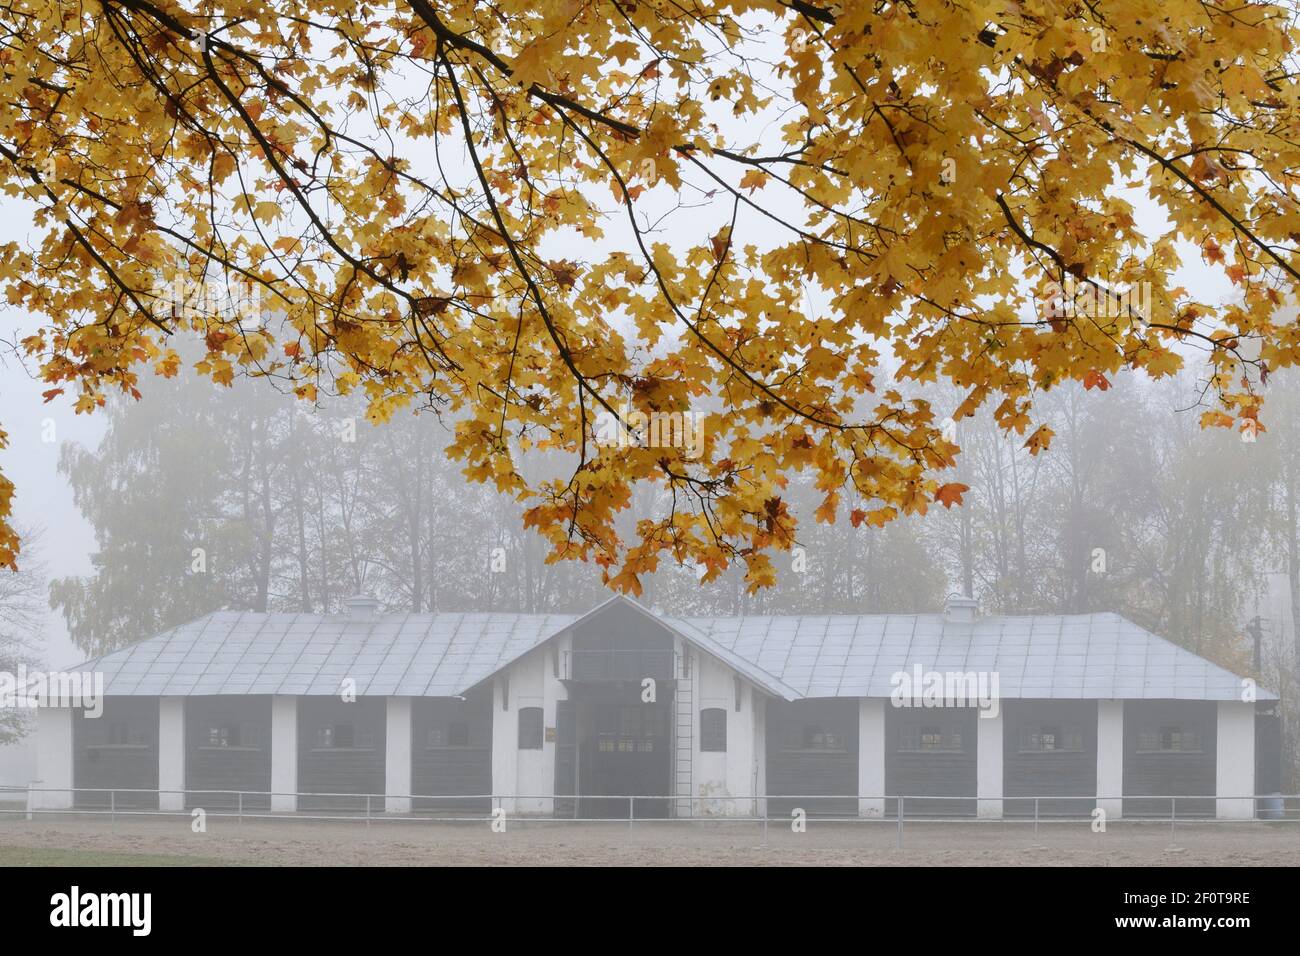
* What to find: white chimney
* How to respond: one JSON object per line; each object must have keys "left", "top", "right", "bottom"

{"left": 944, "top": 593, "right": 977, "bottom": 624}
{"left": 345, "top": 595, "right": 381, "bottom": 620}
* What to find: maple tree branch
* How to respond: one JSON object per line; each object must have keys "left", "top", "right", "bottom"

{"left": 437, "top": 46, "right": 627, "bottom": 434}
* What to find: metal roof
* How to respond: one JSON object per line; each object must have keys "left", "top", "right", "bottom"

{"left": 669, "top": 611, "right": 1271, "bottom": 702}
{"left": 76, "top": 599, "right": 1270, "bottom": 702}
{"left": 79, "top": 611, "right": 579, "bottom": 699}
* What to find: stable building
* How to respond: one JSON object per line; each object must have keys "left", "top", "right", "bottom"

{"left": 33, "top": 595, "right": 1280, "bottom": 819}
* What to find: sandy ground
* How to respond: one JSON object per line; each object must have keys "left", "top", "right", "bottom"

{"left": 1, "top": 812, "right": 1298, "bottom": 865}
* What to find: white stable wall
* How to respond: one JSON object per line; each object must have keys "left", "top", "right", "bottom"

{"left": 1216, "top": 700, "right": 1256, "bottom": 820}
{"left": 492, "top": 634, "right": 570, "bottom": 814}
{"left": 976, "top": 710, "right": 1003, "bottom": 819}
{"left": 158, "top": 697, "right": 185, "bottom": 812}
{"left": 385, "top": 697, "right": 412, "bottom": 813}
{"left": 33, "top": 707, "right": 74, "bottom": 810}
{"left": 691, "top": 651, "right": 760, "bottom": 816}
{"left": 858, "top": 698, "right": 886, "bottom": 817}
{"left": 1096, "top": 700, "right": 1124, "bottom": 820}
{"left": 270, "top": 695, "right": 298, "bottom": 812}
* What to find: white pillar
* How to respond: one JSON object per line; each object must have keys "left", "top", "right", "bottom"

{"left": 1216, "top": 701, "right": 1256, "bottom": 820}
{"left": 858, "top": 698, "right": 886, "bottom": 817}
{"left": 385, "top": 697, "right": 412, "bottom": 813}
{"left": 491, "top": 677, "right": 517, "bottom": 814}
{"left": 1096, "top": 700, "right": 1124, "bottom": 820}
{"left": 538, "top": 648, "right": 565, "bottom": 817}
{"left": 271, "top": 695, "right": 298, "bottom": 812}
{"left": 752, "top": 693, "right": 767, "bottom": 818}
{"left": 33, "top": 707, "right": 74, "bottom": 810}
{"left": 976, "top": 710, "right": 1003, "bottom": 818}
{"left": 158, "top": 697, "right": 186, "bottom": 812}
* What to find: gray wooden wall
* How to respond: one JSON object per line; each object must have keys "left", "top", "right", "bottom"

{"left": 412, "top": 690, "right": 493, "bottom": 812}
{"left": 73, "top": 696, "right": 159, "bottom": 809}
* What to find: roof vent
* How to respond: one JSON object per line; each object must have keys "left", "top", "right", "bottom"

{"left": 345, "top": 595, "right": 381, "bottom": 620}
{"left": 944, "top": 593, "right": 977, "bottom": 624}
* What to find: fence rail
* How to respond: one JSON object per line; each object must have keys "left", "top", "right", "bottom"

{"left": 3, "top": 786, "right": 1298, "bottom": 847}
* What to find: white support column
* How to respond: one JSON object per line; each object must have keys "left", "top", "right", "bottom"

{"left": 158, "top": 697, "right": 186, "bottom": 812}
{"left": 976, "top": 710, "right": 1003, "bottom": 819}
{"left": 33, "top": 707, "right": 74, "bottom": 810}
{"left": 858, "top": 698, "right": 886, "bottom": 817}
{"left": 1216, "top": 701, "right": 1256, "bottom": 820}
{"left": 270, "top": 695, "right": 298, "bottom": 812}
{"left": 1096, "top": 700, "right": 1124, "bottom": 820}
{"left": 491, "top": 676, "right": 517, "bottom": 815}
{"left": 752, "top": 694, "right": 767, "bottom": 819}
{"left": 539, "top": 649, "right": 564, "bottom": 817}
{"left": 385, "top": 697, "right": 412, "bottom": 813}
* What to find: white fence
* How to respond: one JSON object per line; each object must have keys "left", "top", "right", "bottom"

{"left": 3, "top": 786, "right": 1297, "bottom": 848}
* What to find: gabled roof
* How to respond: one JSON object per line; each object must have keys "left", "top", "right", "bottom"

{"left": 672, "top": 612, "right": 1271, "bottom": 701}
{"left": 78, "top": 611, "right": 578, "bottom": 699}
{"left": 75, "top": 598, "right": 1271, "bottom": 702}
{"left": 556, "top": 596, "right": 803, "bottom": 700}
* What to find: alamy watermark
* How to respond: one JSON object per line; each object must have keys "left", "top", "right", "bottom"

{"left": 1042, "top": 277, "right": 1151, "bottom": 322}
{"left": 50, "top": 886, "right": 151, "bottom": 936}
{"left": 594, "top": 404, "right": 706, "bottom": 459}
{"left": 889, "top": 665, "right": 1001, "bottom": 718}
{"left": 151, "top": 273, "right": 264, "bottom": 330}
{"left": 0, "top": 666, "right": 104, "bottom": 717}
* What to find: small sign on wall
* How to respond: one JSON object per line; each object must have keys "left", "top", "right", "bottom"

{"left": 545, "top": 726, "right": 556, "bottom": 743}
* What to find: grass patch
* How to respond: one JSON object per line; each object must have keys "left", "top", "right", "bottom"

{"left": 0, "top": 846, "right": 243, "bottom": 867}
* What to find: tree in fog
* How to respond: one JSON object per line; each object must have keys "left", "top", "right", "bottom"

{"left": 0, "top": 528, "right": 43, "bottom": 744}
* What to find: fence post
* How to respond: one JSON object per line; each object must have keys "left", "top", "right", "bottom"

{"left": 897, "top": 795, "right": 904, "bottom": 849}
{"left": 1170, "top": 796, "right": 1176, "bottom": 842}
{"left": 1034, "top": 797, "right": 1039, "bottom": 841}
{"left": 238, "top": 791, "right": 243, "bottom": 825}
{"left": 628, "top": 796, "right": 634, "bottom": 835}
{"left": 110, "top": 789, "right": 115, "bottom": 826}
{"left": 366, "top": 794, "right": 372, "bottom": 828}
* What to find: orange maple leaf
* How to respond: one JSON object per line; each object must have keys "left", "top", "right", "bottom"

{"left": 934, "top": 482, "right": 970, "bottom": 508}
{"left": 1083, "top": 370, "right": 1110, "bottom": 391}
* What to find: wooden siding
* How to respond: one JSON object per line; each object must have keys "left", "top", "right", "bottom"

{"left": 1002, "top": 699, "right": 1097, "bottom": 817}
{"left": 1123, "top": 700, "right": 1217, "bottom": 817}
{"left": 567, "top": 602, "right": 675, "bottom": 681}
{"left": 185, "top": 696, "right": 273, "bottom": 811}
{"left": 1256, "top": 708, "right": 1282, "bottom": 793}
{"left": 885, "top": 705, "right": 978, "bottom": 817}
{"left": 297, "top": 696, "right": 387, "bottom": 812}
{"left": 73, "top": 697, "right": 159, "bottom": 809}
{"left": 766, "top": 698, "right": 858, "bottom": 816}
{"left": 412, "top": 691, "right": 492, "bottom": 813}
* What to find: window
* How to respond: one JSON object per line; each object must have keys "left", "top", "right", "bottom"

{"left": 899, "top": 723, "right": 964, "bottom": 752}
{"left": 700, "top": 708, "right": 727, "bottom": 752}
{"left": 1137, "top": 726, "right": 1202, "bottom": 753}
{"left": 1020, "top": 724, "right": 1083, "bottom": 753}
{"left": 427, "top": 720, "right": 486, "bottom": 749}
{"left": 779, "top": 722, "right": 847, "bottom": 752}
{"left": 518, "top": 707, "right": 544, "bottom": 750}
{"left": 87, "top": 722, "right": 150, "bottom": 748}
{"left": 596, "top": 705, "right": 665, "bottom": 753}
{"left": 204, "top": 722, "right": 262, "bottom": 749}
{"left": 314, "top": 723, "right": 373, "bottom": 750}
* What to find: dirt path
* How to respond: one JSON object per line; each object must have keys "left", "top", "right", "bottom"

{"left": 2, "top": 815, "right": 1298, "bottom": 866}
